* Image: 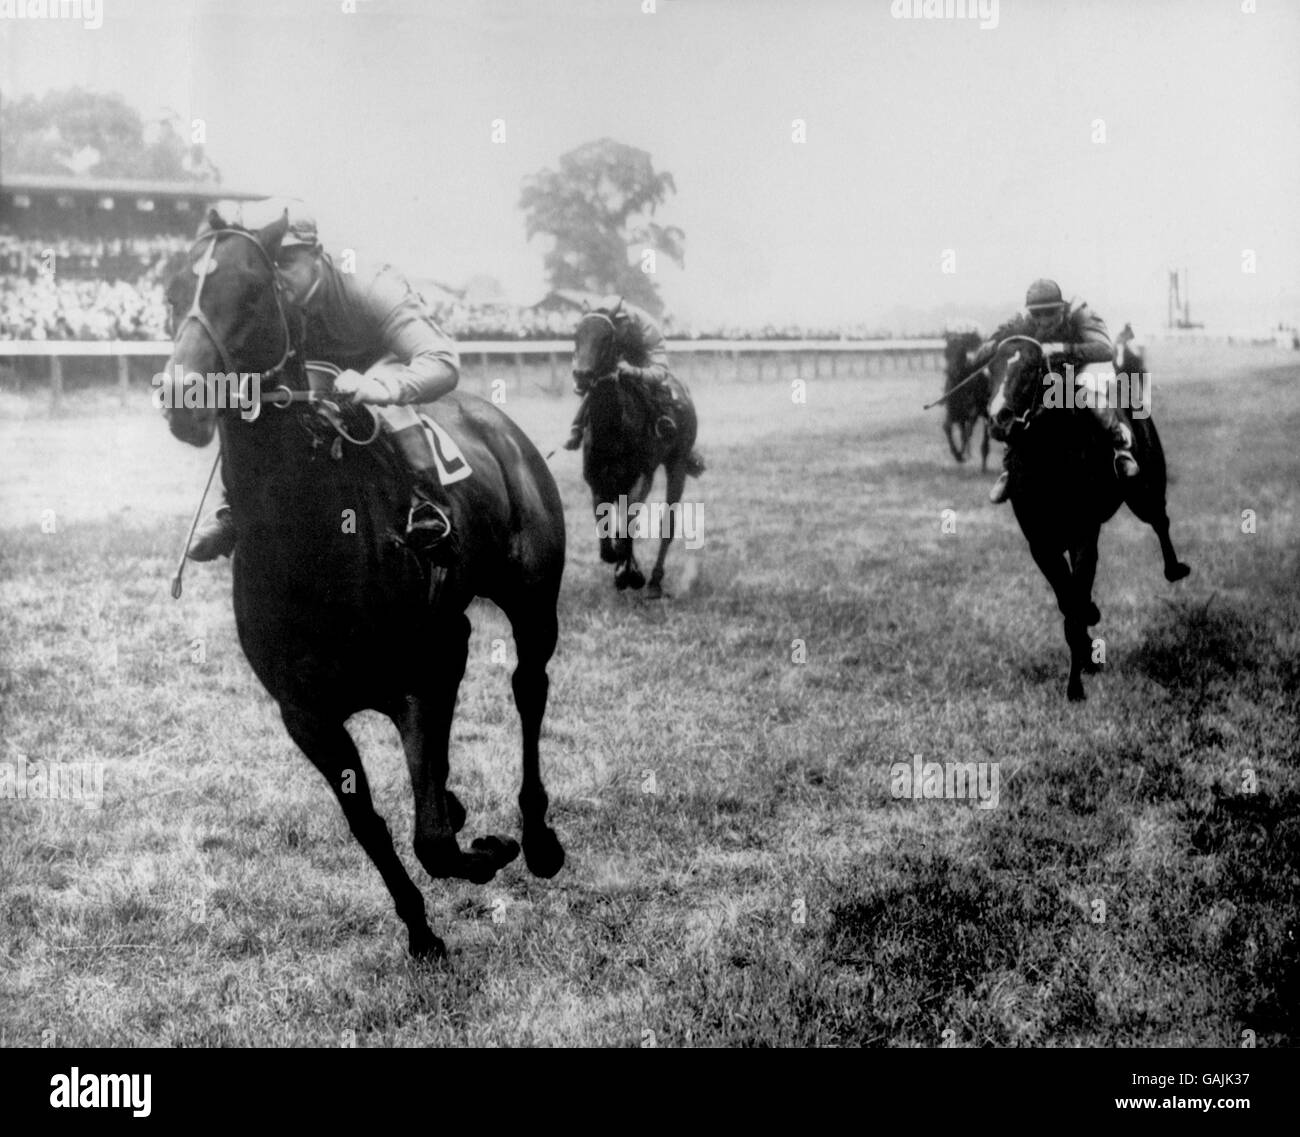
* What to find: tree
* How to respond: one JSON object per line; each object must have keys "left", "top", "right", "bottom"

{"left": 520, "top": 138, "right": 683, "bottom": 316}
{"left": 0, "top": 89, "right": 220, "bottom": 182}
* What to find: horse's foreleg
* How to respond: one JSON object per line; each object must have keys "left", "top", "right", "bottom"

{"left": 280, "top": 705, "right": 442, "bottom": 959}
{"left": 507, "top": 603, "right": 565, "bottom": 878}
{"left": 1071, "top": 539, "right": 1103, "bottom": 674}
{"left": 980, "top": 417, "right": 991, "bottom": 473}
{"left": 1028, "top": 541, "right": 1088, "bottom": 702}
{"left": 592, "top": 487, "right": 619, "bottom": 564}
{"left": 403, "top": 612, "right": 519, "bottom": 886}
{"left": 615, "top": 471, "right": 652, "bottom": 591}
{"left": 647, "top": 462, "right": 689, "bottom": 600}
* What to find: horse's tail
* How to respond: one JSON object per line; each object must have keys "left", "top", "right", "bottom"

{"left": 685, "top": 450, "right": 706, "bottom": 479}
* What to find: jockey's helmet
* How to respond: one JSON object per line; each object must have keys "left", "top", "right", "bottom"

{"left": 1025, "top": 278, "right": 1065, "bottom": 313}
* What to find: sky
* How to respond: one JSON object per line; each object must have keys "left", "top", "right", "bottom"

{"left": 1, "top": 0, "right": 1298, "bottom": 333}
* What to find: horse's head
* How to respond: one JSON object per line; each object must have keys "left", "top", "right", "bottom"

{"left": 571, "top": 303, "right": 623, "bottom": 392}
{"left": 987, "top": 335, "right": 1048, "bottom": 443}
{"left": 163, "top": 210, "right": 299, "bottom": 447}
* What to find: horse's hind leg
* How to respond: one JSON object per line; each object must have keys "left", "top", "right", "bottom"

{"left": 647, "top": 462, "right": 689, "bottom": 600}
{"left": 403, "top": 612, "right": 520, "bottom": 886}
{"left": 980, "top": 417, "right": 991, "bottom": 473}
{"left": 945, "top": 418, "right": 965, "bottom": 463}
{"left": 1125, "top": 423, "right": 1191, "bottom": 582}
{"left": 1127, "top": 490, "right": 1191, "bottom": 582}
{"left": 506, "top": 600, "right": 565, "bottom": 878}
{"left": 280, "top": 705, "right": 443, "bottom": 959}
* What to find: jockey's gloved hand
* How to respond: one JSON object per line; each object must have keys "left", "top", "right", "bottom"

{"left": 1038, "top": 341, "right": 1067, "bottom": 358}
{"left": 616, "top": 360, "right": 640, "bottom": 380}
{"left": 334, "top": 369, "right": 392, "bottom": 404}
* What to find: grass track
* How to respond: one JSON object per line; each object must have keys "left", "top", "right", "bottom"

{"left": 1, "top": 342, "right": 1296, "bottom": 1046}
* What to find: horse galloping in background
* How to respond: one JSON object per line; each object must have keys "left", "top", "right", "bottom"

{"left": 941, "top": 328, "right": 992, "bottom": 470}
{"left": 986, "top": 335, "right": 1190, "bottom": 701}
{"left": 163, "top": 213, "right": 566, "bottom": 959}
{"left": 571, "top": 306, "right": 703, "bottom": 599}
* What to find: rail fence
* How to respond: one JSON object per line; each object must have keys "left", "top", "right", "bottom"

{"left": 0, "top": 338, "right": 947, "bottom": 411}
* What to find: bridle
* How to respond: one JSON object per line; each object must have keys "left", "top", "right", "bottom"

{"left": 175, "top": 227, "right": 299, "bottom": 417}
{"left": 990, "top": 335, "right": 1047, "bottom": 433}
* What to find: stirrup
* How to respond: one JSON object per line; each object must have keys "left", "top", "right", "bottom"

{"left": 1115, "top": 450, "right": 1140, "bottom": 479}
{"left": 406, "top": 499, "right": 453, "bottom": 558}
{"left": 563, "top": 428, "right": 584, "bottom": 451}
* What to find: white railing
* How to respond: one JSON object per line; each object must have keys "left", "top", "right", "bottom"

{"left": 0, "top": 337, "right": 948, "bottom": 409}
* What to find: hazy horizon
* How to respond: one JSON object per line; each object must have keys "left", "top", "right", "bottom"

{"left": 2, "top": 0, "right": 1297, "bottom": 334}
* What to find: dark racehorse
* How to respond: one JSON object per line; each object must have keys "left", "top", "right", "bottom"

{"left": 163, "top": 213, "right": 566, "bottom": 959}
{"left": 987, "top": 335, "right": 1190, "bottom": 701}
{"left": 941, "top": 329, "right": 991, "bottom": 469}
{"left": 572, "top": 307, "right": 703, "bottom": 599}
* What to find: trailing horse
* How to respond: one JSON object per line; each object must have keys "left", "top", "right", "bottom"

{"left": 163, "top": 213, "right": 566, "bottom": 959}
{"left": 571, "top": 308, "right": 703, "bottom": 599}
{"left": 941, "top": 329, "right": 991, "bottom": 469}
{"left": 986, "top": 335, "right": 1190, "bottom": 701}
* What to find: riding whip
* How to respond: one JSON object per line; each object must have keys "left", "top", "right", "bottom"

{"left": 170, "top": 444, "right": 222, "bottom": 600}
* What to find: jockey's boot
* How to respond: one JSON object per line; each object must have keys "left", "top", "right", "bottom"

{"left": 563, "top": 397, "right": 588, "bottom": 450}
{"left": 988, "top": 456, "right": 1013, "bottom": 504}
{"left": 1097, "top": 409, "right": 1140, "bottom": 479}
{"left": 388, "top": 422, "right": 457, "bottom": 565}
{"left": 188, "top": 499, "right": 237, "bottom": 561}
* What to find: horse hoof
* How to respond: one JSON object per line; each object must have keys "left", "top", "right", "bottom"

{"left": 409, "top": 927, "right": 447, "bottom": 961}
{"left": 1067, "top": 681, "right": 1087, "bottom": 703}
{"left": 1166, "top": 562, "right": 1191, "bottom": 583}
{"left": 625, "top": 569, "right": 645, "bottom": 591}
{"left": 646, "top": 581, "right": 663, "bottom": 600}
{"left": 523, "top": 826, "right": 566, "bottom": 879}
{"left": 615, "top": 571, "right": 630, "bottom": 591}
{"left": 465, "top": 835, "right": 520, "bottom": 883}
{"left": 600, "top": 545, "right": 619, "bottom": 565}
{"left": 1082, "top": 658, "right": 1102, "bottom": 675}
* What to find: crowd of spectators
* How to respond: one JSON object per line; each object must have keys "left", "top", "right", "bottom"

{"left": 0, "top": 229, "right": 906, "bottom": 343}
{"left": 0, "top": 231, "right": 180, "bottom": 340}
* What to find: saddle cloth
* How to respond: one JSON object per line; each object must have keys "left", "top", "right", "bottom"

{"left": 418, "top": 413, "right": 473, "bottom": 486}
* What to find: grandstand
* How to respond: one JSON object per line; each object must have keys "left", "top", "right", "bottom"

{"left": 0, "top": 174, "right": 264, "bottom": 344}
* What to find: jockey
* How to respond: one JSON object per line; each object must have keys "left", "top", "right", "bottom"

{"left": 187, "top": 203, "right": 460, "bottom": 564}
{"left": 972, "top": 278, "right": 1139, "bottom": 504}
{"left": 563, "top": 297, "right": 677, "bottom": 450}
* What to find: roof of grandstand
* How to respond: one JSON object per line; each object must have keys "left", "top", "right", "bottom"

{"left": 0, "top": 174, "right": 266, "bottom": 202}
